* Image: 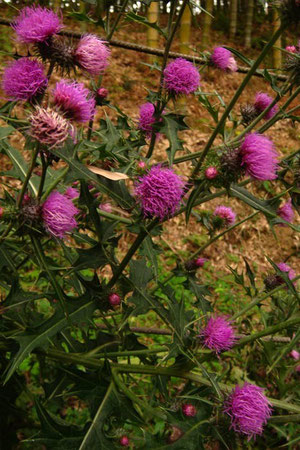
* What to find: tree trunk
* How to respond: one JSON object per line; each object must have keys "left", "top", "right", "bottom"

{"left": 229, "top": 0, "right": 238, "bottom": 38}
{"left": 147, "top": 2, "right": 159, "bottom": 63}
{"left": 180, "top": 4, "right": 192, "bottom": 54}
{"left": 272, "top": 8, "right": 282, "bottom": 69}
{"left": 202, "top": 0, "right": 213, "bottom": 48}
{"left": 244, "top": 0, "right": 254, "bottom": 48}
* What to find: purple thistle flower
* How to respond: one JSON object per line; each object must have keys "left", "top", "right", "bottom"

{"left": 42, "top": 191, "right": 79, "bottom": 238}
{"left": 53, "top": 80, "right": 95, "bottom": 123}
{"left": 163, "top": 58, "right": 200, "bottom": 95}
{"left": 29, "top": 107, "right": 72, "bottom": 149}
{"left": 138, "top": 103, "right": 162, "bottom": 139}
{"left": 2, "top": 58, "right": 48, "bottom": 101}
{"left": 239, "top": 133, "right": 279, "bottom": 181}
{"left": 277, "top": 262, "right": 296, "bottom": 280}
{"left": 277, "top": 199, "right": 294, "bottom": 224}
{"left": 290, "top": 349, "right": 300, "bottom": 360}
{"left": 224, "top": 383, "right": 272, "bottom": 440}
{"left": 135, "top": 166, "right": 184, "bottom": 220}
{"left": 182, "top": 404, "right": 197, "bottom": 417}
{"left": 12, "top": 6, "right": 62, "bottom": 44}
{"left": 65, "top": 187, "right": 79, "bottom": 200}
{"left": 199, "top": 316, "right": 236, "bottom": 353}
{"left": 75, "top": 34, "right": 110, "bottom": 76}
{"left": 214, "top": 205, "right": 236, "bottom": 227}
{"left": 286, "top": 45, "right": 297, "bottom": 53}
{"left": 211, "top": 47, "right": 238, "bottom": 72}
{"left": 254, "top": 92, "right": 278, "bottom": 120}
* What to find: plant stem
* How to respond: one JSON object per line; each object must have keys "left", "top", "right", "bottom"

{"left": 17, "top": 145, "right": 39, "bottom": 208}
{"left": 37, "top": 151, "right": 48, "bottom": 200}
{"left": 40, "top": 167, "right": 69, "bottom": 202}
{"left": 191, "top": 23, "right": 286, "bottom": 178}
{"left": 232, "top": 275, "right": 300, "bottom": 320}
{"left": 106, "top": 0, "right": 129, "bottom": 40}
{"left": 189, "top": 211, "right": 259, "bottom": 260}
{"left": 98, "top": 209, "right": 133, "bottom": 224}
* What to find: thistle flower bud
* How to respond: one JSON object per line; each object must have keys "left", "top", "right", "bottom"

{"left": 240, "top": 104, "right": 259, "bottom": 126}
{"left": 37, "top": 36, "right": 76, "bottom": 74}
{"left": 20, "top": 197, "right": 42, "bottom": 224}
{"left": 119, "top": 436, "right": 130, "bottom": 447}
{"left": 108, "top": 293, "right": 121, "bottom": 306}
{"left": 205, "top": 166, "right": 218, "bottom": 180}
{"left": 182, "top": 404, "right": 197, "bottom": 417}
{"left": 137, "top": 161, "right": 147, "bottom": 171}
{"left": 185, "top": 257, "right": 208, "bottom": 271}
{"left": 97, "top": 87, "right": 109, "bottom": 105}
{"left": 264, "top": 274, "right": 283, "bottom": 291}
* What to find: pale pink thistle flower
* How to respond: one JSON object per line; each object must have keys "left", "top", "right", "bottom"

{"left": 200, "top": 316, "right": 236, "bottom": 353}
{"left": 75, "top": 34, "right": 110, "bottom": 75}
{"left": 290, "top": 350, "right": 300, "bottom": 360}
{"left": 12, "top": 6, "right": 62, "bottom": 44}
{"left": 65, "top": 187, "right": 79, "bottom": 200}
{"left": 135, "top": 166, "right": 184, "bottom": 220}
{"left": 53, "top": 80, "right": 95, "bottom": 123}
{"left": 42, "top": 191, "right": 79, "bottom": 238}
{"left": 224, "top": 383, "right": 272, "bottom": 440}
{"left": 239, "top": 133, "right": 279, "bottom": 181}
{"left": 182, "top": 404, "right": 197, "bottom": 417}
{"left": 119, "top": 436, "right": 130, "bottom": 447}
{"left": 277, "top": 262, "right": 296, "bottom": 280}
{"left": 277, "top": 199, "right": 294, "bottom": 224}
{"left": 2, "top": 58, "right": 48, "bottom": 101}
{"left": 211, "top": 47, "right": 238, "bottom": 72}
{"left": 29, "top": 107, "right": 72, "bottom": 149}
{"left": 163, "top": 58, "right": 200, "bottom": 95}
{"left": 109, "top": 293, "right": 121, "bottom": 306}
{"left": 286, "top": 45, "right": 297, "bottom": 52}
{"left": 137, "top": 161, "right": 147, "bottom": 171}
{"left": 99, "top": 203, "right": 112, "bottom": 213}
{"left": 205, "top": 166, "right": 218, "bottom": 179}
{"left": 254, "top": 92, "right": 278, "bottom": 120}
{"left": 214, "top": 205, "right": 236, "bottom": 227}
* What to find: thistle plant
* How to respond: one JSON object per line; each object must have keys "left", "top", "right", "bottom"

{"left": 0, "top": 2, "right": 299, "bottom": 449}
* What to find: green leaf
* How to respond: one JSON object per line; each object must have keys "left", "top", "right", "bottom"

{"left": 160, "top": 114, "right": 189, "bottom": 165}
{"left": 125, "top": 12, "right": 167, "bottom": 38}
{"left": 188, "top": 278, "right": 212, "bottom": 313}
{"left": 72, "top": 244, "right": 108, "bottom": 272}
{"left": 0, "top": 126, "right": 14, "bottom": 140}
{"left": 129, "top": 258, "right": 153, "bottom": 289}
{"left": 140, "top": 236, "right": 160, "bottom": 278}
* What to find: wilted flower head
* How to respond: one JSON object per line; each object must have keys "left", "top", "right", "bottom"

{"left": 42, "top": 191, "right": 79, "bottom": 238}
{"left": 163, "top": 58, "right": 200, "bottom": 95}
{"left": 214, "top": 205, "right": 236, "bottom": 227}
{"left": 135, "top": 166, "right": 184, "bottom": 220}
{"left": 75, "top": 34, "right": 110, "bottom": 75}
{"left": 182, "top": 404, "right": 197, "bottom": 417}
{"left": 53, "top": 80, "right": 95, "bottom": 123}
{"left": 29, "top": 107, "right": 71, "bottom": 149}
{"left": 205, "top": 166, "right": 219, "bottom": 180}
{"left": 211, "top": 47, "right": 238, "bottom": 72}
{"left": 2, "top": 58, "right": 48, "bottom": 101}
{"left": 254, "top": 92, "right": 278, "bottom": 120}
{"left": 277, "top": 199, "right": 294, "bottom": 224}
{"left": 224, "top": 383, "right": 272, "bottom": 439}
{"left": 12, "top": 6, "right": 62, "bottom": 44}
{"left": 199, "top": 316, "right": 236, "bottom": 353}
{"left": 277, "top": 262, "right": 296, "bottom": 280}
{"left": 239, "top": 133, "right": 279, "bottom": 181}
{"left": 65, "top": 187, "right": 79, "bottom": 200}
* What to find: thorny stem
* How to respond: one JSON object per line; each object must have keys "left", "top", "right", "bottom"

{"left": 37, "top": 151, "right": 48, "bottom": 200}
{"left": 16, "top": 145, "right": 39, "bottom": 208}
{"left": 191, "top": 23, "right": 287, "bottom": 178}
{"left": 106, "top": 0, "right": 130, "bottom": 40}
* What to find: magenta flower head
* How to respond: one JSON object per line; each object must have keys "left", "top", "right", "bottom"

{"left": 53, "top": 80, "right": 95, "bottom": 123}
{"left": 286, "top": 45, "right": 297, "bottom": 53}
{"left": 214, "top": 205, "right": 236, "bottom": 227}
{"left": 199, "top": 316, "right": 236, "bottom": 353}
{"left": 75, "top": 34, "right": 110, "bottom": 75}
{"left": 29, "top": 107, "right": 71, "bottom": 149}
{"left": 182, "top": 404, "right": 197, "bottom": 417}
{"left": 224, "top": 382, "right": 272, "bottom": 440}
{"left": 65, "top": 187, "right": 79, "bottom": 200}
{"left": 42, "top": 191, "right": 79, "bottom": 238}
{"left": 99, "top": 203, "right": 112, "bottom": 213}
{"left": 277, "top": 262, "right": 296, "bottom": 280}
{"left": 2, "top": 58, "right": 48, "bottom": 101}
{"left": 163, "top": 58, "right": 200, "bottom": 95}
{"left": 211, "top": 47, "right": 238, "bottom": 72}
{"left": 205, "top": 166, "right": 219, "bottom": 180}
{"left": 138, "top": 103, "right": 161, "bottom": 139}
{"left": 119, "top": 436, "right": 130, "bottom": 447}
{"left": 239, "top": 133, "right": 279, "bottom": 181}
{"left": 135, "top": 166, "right": 184, "bottom": 220}
{"left": 12, "top": 6, "right": 62, "bottom": 44}
{"left": 185, "top": 257, "right": 208, "bottom": 271}
{"left": 254, "top": 92, "right": 278, "bottom": 120}
{"left": 277, "top": 199, "right": 294, "bottom": 224}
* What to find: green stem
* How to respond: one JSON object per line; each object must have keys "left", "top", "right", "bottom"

{"left": 17, "top": 145, "right": 39, "bottom": 208}
{"left": 232, "top": 275, "right": 300, "bottom": 320}
{"left": 37, "top": 152, "right": 48, "bottom": 200}
{"left": 98, "top": 209, "right": 132, "bottom": 224}
{"left": 191, "top": 23, "right": 286, "bottom": 177}
{"left": 235, "top": 317, "right": 300, "bottom": 347}
{"left": 106, "top": 0, "right": 129, "bottom": 40}
{"left": 189, "top": 211, "right": 259, "bottom": 260}
{"left": 40, "top": 167, "right": 68, "bottom": 202}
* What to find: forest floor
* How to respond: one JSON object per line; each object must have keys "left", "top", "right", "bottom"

{"left": 0, "top": 10, "right": 299, "bottom": 300}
